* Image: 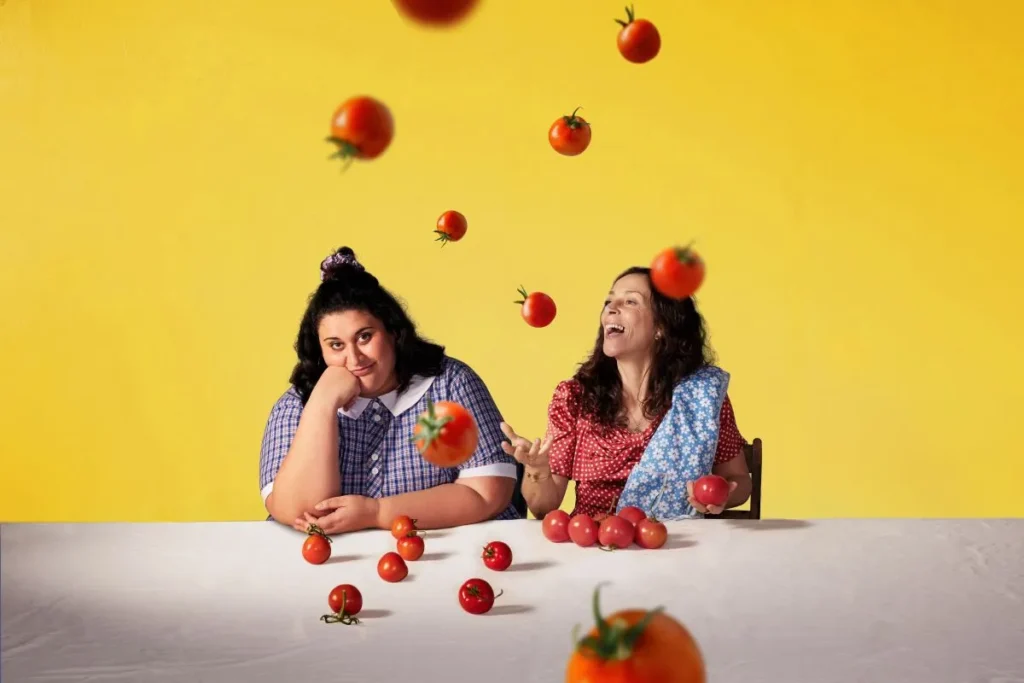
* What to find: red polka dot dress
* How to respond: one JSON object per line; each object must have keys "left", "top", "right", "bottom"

{"left": 546, "top": 380, "right": 747, "bottom": 517}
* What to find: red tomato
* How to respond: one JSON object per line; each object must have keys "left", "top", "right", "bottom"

{"left": 377, "top": 552, "right": 409, "bottom": 583}
{"left": 321, "top": 584, "right": 364, "bottom": 624}
{"left": 598, "top": 515, "right": 635, "bottom": 550}
{"left": 326, "top": 96, "right": 394, "bottom": 166}
{"left": 636, "top": 517, "right": 668, "bottom": 549}
{"left": 301, "top": 524, "right": 332, "bottom": 564}
{"left": 548, "top": 107, "right": 592, "bottom": 156}
{"left": 397, "top": 533, "right": 425, "bottom": 561}
{"left": 458, "top": 578, "right": 502, "bottom": 614}
{"left": 650, "top": 245, "right": 705, "bottom": 300}
{"left": 516, "top": 286, "right": 557, "bottom": 328}
{"left": 618, "top": 506, "right": 647, "bottom": 527}
{"left": 413, "top": 398, "right": 479, "bottom": 467}
{"left": 393, "top": 0, "right": 479, "bottom": 26}
{"left": 481, "top": 541, "right": 513, "bottom": 571}
{"left": 542, "top": 509, "right": 571, "bottom": 542}
{"left": 615, "top": 4, "right": 661, "bottom": 64}
{"left": 568, "top": 514, "right": 599, "bottom": 547}
{"left": 693, "top": 475, "right": 730, "bottom": 508}
{"left": 391, "top": 515, "right": 419, "bottom": 540}
{"left": 435, "top": 210, "right": 468, "bottom": 245}
{"left": 566, "top": 585, "right": 705, "bottom": 683}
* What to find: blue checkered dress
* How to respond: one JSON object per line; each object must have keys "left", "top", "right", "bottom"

{"left": 259, "top": 356, "right": 521, "bottom": 520}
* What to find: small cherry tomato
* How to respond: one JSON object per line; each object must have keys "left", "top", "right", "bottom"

{"left": 435, "top": 210, "right": 468, "bottom": 245}
{"left": 459, "top": 578, "right": 502, "bottom": 614}
{"left": 378, "top": 552, "right": 409, "bottom": 583}
{"left": 516, "top": 286, "right": 557, "bottom": 328}
{"left": 569, "top": 514, "right": 599, "bottom": 547}
{"left": 301, "top": 524, "right": 332, "bottom": 565}
{"left": 397, "top": 533, "right": 425, "bottom": 561}
{"left": 636, "top": 517, "right": 669, "bottom": 549}
{"left": 542, "top": 509, "right": 571, "bottom": 543}
{"left": 650, "top": 245, "right": 705, "bottom": 300}
{"left": 615, "top": 4, "right": 661, "bottom": 64}
{"left": 391, "top": 515, "right": 418, "bottom": 540}
{"left": 481, "top": 541, "right": 513, "bottom": 571}
{"left": 618, "top": 506, "right": 647, "bottom": 527}
{"left": 598, "top": 515, "right": 635, "bottom": 550}
{"left": 321, "top": 584, "right": 363, "bottom": 625}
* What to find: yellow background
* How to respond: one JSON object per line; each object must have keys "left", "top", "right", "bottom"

{"left": 1, "top": 0, "right": 1022, "bottom": 522}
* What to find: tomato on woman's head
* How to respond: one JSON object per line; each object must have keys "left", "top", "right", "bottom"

{"left": 576, "top": 266, "right": 713, "bottom": 427}
{"left": 289, "top": 246, "right": 445, "bottom": 403}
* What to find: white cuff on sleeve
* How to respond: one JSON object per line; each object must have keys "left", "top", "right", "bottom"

{"left": 457, "top": 463, "right": 518, "bottom": 480}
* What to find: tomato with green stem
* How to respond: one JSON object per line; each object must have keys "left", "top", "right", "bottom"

{"left": 459, "top": 578, "right": 502, "bottom": 614}
{"left": 481, "top": 541, "right": 513, "bottom": 571}
{"left": 516, "top": 286, "right": 557, "bottom": 328}
{"left": 325, "top": 96, "right": 394, "bottom": 169}
{"left": 435, "top": 210, "right": 467, "bottom": 245}
{"left": 301, "top": 523, "right": 332, "bottom": 564}
{"left": 549, "top": 107, "right": 592, "bottom": 156}
{"left": 615, "top": 4, "right": 661, "bottom": 64}
{"left": 412, "top": 398, "right": 479, "bottom": 467}
{"left": 566, "top": 585, "right": 705, "bottom": 682}
{"left": 321, "top": 584, "right": 363, "bottom": 625}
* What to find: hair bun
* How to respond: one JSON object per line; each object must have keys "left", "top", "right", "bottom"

{"left": 320, "top": 246, "right": 365, "bottom": 281}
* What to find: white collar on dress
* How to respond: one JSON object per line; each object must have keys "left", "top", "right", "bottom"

{"left": 339, "top": 374, "right": 435, "bottom": 419}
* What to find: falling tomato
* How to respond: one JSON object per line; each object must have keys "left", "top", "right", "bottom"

{"left": 515, "top": 286, "right": 557, "bottom": 328}
{"left": 301, "top": 523, "right": 332, "bottom": 565}
{"left": 435, "top": 210, "right": 468, "bottom": 245}
{"left": 566, "top": 585, "right": 705, "bottom": 683}
{"left": 326, "top": 96, "right": 395, "bottom": 168}
{"left": 548, "top": 107, "right": 592, "bottom": 156}
{"left": 615, "top": 4, "right": 661, "bottom": 64}
{"left": 413, "top": 398, "right": 479, "bottom": 467}
{"left": 393, "top": 0, "right": 480, "bottom": 26}
{"left": 650, "top": 245, "right": 705, "bottom": 299}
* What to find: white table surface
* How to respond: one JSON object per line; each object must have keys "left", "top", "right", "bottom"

{"left": 3, "top": 518, "right": 1023, "bottom": 682}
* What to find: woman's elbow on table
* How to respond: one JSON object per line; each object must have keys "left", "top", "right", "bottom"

{"left": 459, "top": 476, "right": 516, "bottom": 520}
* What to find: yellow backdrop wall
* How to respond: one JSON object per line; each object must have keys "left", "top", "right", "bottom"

{"left": 2, "top": 0, "right": 1022, "bottom": 522}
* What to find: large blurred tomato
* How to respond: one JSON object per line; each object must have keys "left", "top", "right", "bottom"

{"left": 393, "top": 0, "right": 480, "bottom": 26}
{"left": 326, "top": 96, "right": 394, "bottom": 166}
{"left": 413, "top": 398, "right": 479, "bottom": 467}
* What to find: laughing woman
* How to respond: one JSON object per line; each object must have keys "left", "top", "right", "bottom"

{"left": 259, "top": 247, "right": 521, "bottom": 533}
{"left": 501, "top": 265, "right": 752, "bottom": 520}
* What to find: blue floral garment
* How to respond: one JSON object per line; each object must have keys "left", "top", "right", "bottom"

{"left": 616, "top": 365, "right": 730, "bottom": 519}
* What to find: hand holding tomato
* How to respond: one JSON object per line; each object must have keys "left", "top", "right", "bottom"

{"left": 413, "top": 398, "right": 479, "bottom": 468}
{"left": 566, "top": 585, "right": 705, "bottom": 683}
{"left": 687, "top": 476, "right": 737, "bottom": 515}
{"left": 298, "top": 495, "right": 381, "bottom": 534}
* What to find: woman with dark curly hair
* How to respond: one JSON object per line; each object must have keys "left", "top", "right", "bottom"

{"left": 259, "top": 247, "right": 521, "bottom": 533}
{"left": 501, "top": 266, "right": 751, "bottom": 520}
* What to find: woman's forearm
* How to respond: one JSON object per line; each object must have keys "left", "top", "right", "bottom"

{"left": 724, "top": 474, "right": 752, "bottom": 509}
{"left": 521, "top": 467, "right": 566, "bottom": 518}
{"left": 374, "top": 482, "right": 506, "bottom": 530}
{"left": 267, "top": 397, "right": 342, "bottom": 523}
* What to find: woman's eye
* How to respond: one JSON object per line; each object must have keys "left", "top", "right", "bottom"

{"left": 359, "top": 333, "right": 373, "bottom": 343}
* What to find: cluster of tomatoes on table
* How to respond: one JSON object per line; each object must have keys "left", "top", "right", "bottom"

{"left": 301, "top": 514, "right": 513, "bottom": 622}
{"left": 325, "top": 1, "right": 707, "bottom": 333}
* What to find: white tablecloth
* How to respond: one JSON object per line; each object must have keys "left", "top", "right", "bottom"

{"left": 3, "top": 519, "right": 1023, "bottom": 682}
